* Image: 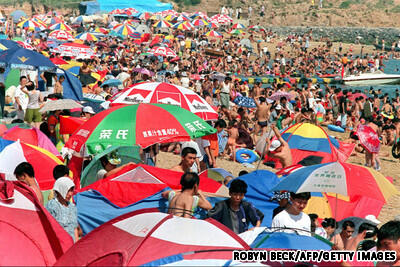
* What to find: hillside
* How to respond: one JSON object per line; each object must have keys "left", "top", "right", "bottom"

{"left": 182, "top": 0, "right": 400, "bottom": 28}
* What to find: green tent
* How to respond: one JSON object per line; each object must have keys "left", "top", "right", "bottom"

{"left": 80, "top": 145, "right": 142, "bottom": 188}
{"left": 5, "top": 68, "right": 20, "bottom": 90}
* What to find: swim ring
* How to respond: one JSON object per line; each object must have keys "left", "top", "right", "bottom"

{"left": 328, "top": 124, "right": 345, "bottom": 133}
{"left": 236, "top": 149, "right": 258, "bottom": 164}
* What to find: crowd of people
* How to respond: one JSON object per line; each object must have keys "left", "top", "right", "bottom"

{"left": 1, "top": 7, "right": 400, "bottom": 265}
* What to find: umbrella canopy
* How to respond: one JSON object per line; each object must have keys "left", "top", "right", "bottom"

{"left": 81, "top": 146, "right": 142, "bottom": 188}
{"left": 232, "top": 23, "right": 246, "bottom": 29}
{"left": 205, "top": 30, "right": 223, "bottom": 38}
{"left": 251, "top": 230, "right": 331, "bottom": 250}
{"left": 210, "top": 14, "right": 233, "bottom": 24}
{"left": 269, "top": 90, "right": 292, "bottom": 101}
{"left": 0, "top": 39, "right": 20, "bottom": 50}
{"left": 65, "top": 103, "right": 217, "bottom": 154}
{"left": 48, "top": 22, "right": 72, "bottom": 32}
{"left": 172, "top": 21, "right": 194, "bottom": 30}
{"left": 11, "top": 10, "right": 26, "bottom": 22}
{"left": 193, "top": 18, "right": 209, "bottom": 27}
{"left": 2, "top": 125, "right": 59, "bottom": 156}
{"left": 356, "top": 124, "right": 380, "bottom": 153}
{"left": 272, "top": 161, "right": 398, "bottom": 202}
{"left": 0, "top": 46, "right": 55, "bottom": 71}
{"left": 0, "top": 138, "right": 64, "bottom": 190}
{"left": 131, "top": 67, "right": 154, "bottom": 76}
{"left": 249, "top": 25, "right": 265, "bottom": 31}
{"left": 229, "top": 29, "right": 244, "bottom": 35}
{"left": 233, "top": 95, "right": 256, "bottom": 108}
{"left": 39, "top": 99, "right": 83, "bottom": 113}
{"left": 48, "top": 30, "right": 75, "bottom": 41}
{"left": 94, "top": 27, "right": 109, "bottom": 34}
{"left": 113, "top": 24, "right": 136, "bottom": 36}
{"left": 0, "top": 179, "right": 73, "bottom": 266}
{"left": 17, "top": 19, "right": 46, "bottom": 32}
{"left": 75, "top": 32, "right": 98, "bottom": 41}
{"left": 153, "top": 20, "right": 172, "bottom": 28}
{"left": 149, "top": 46, "right": 177, "bottom": 57}
{"left": 110, "top": 82, "right": 218, "bottom": 120}
{"left": 101, "top": 78, "right": 122, "bottom": 87}
{"left": 15, "top": 41, "right": 34, "bottom": 50}
{"left": 54, "top": 210, "right": 249, "bottom": 266}
{"left": 54, "top": 42, "right": 95, "bottom": 58}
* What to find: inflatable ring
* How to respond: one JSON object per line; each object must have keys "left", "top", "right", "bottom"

{"left": 328, "top": 124, "right": 345, "bottom": 133}
{"left": 236, "top": 148, "right": 258, "bottom": 164}
{"left": 392, "top": 143, "right": 400, "bottom": 159}
{"left": 382, "top": 112, "right": 394, "bottom": 120}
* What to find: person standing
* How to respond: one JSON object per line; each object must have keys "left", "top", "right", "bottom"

{"left": 0, "top": 67, "right": 5, "bottom": 119}
{"left": 21, "top": 81, "right": 43, "bottom": 129}
{"left": 14, "top": 76, "right": 29, "bottom": 121}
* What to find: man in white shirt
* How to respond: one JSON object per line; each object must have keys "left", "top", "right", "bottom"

{"left": 271, "top": 192, "right": 312, "bottom": 236}
{"left": 195, "top": 137, "right": 214, "bottom": 171}
{"left": 14, "top": 76, "right": 29, "bottom": 121}
{"left": 116, "top": 67, "right": 130, "bottom": 89}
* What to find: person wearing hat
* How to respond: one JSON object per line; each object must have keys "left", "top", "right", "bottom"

{"left": 82, "top": 106, "right": 95, "bottom": 119}
{"left": 267, "top": 124, "right": 292, "bottom": 168}
{"left": 96, "top": 152, "right": 128, "bottom": 180}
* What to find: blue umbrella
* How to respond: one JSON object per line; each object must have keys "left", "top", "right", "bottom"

{"left": 11, "top": 10, "right": 26, "bottom": 22}
{"left": 0, "top": 40, "right": 19, "bottom": 50}
{"left": 0, "top": 47, "right": 56, "bottom": 71}
{"left": 101, "top": 79, "right": 121, "bottom": 87}
{"left": 251, "top": 231, "right": 332, "bottom": 250}
{"left": 233, "top": 95, "right": 256, "bottom": 108}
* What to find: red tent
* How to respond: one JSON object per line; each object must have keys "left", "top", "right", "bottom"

{"left": 55, "top": 210, "right": 249, "bottom": 266}
{"left": 0, "top": 177, "right": 73, "bottom": 266}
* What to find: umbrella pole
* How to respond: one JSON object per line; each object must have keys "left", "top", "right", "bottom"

{"left": 256, "top": 127, "right": 273, "bottom": 170}
{"left": 335, "top": 193, "right": 338, "bottom": 221}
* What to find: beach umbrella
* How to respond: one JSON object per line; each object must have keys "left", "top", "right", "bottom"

{"left": 55, "top": 42, "right": 95, "bottom": 58}
{"left": 229, "top": 29, "right": 244, "bottom": 35}
{"left": 43, "top": 16, "right": 63, "bottom": 25}
{"left": 272, "top": 161, "right": 398, "bottom": 203}
{"left": 40, "top": 99, "right": 83, "bottom": 113}
{"left": 2, "top": 125, "right": 60, "bottom": 156}
{"left": 94, "top": 27, "right": 109, "bottom": 34}
{"left": 174, "top": 14, "right": 191, "bottom": 22}
{"left": 231, "top": 23, "right": 246, "bottom": 29}
{"left": 153, "top": 20, "right": 172, "bottom": 28}
{"left": 50, "top": 57, "right": 68, "bottom": 65}
{"left": 205, "top": 30, "right": 223, "bottom": 38}
{"left": 0, "top": 179, "right": 73, "bottom": 266}
{"left": 348, "top": 92, "right": 367, "bottom": 101}
{"left": 48, "top": 30, "right": 75, "bottom": 41}
{"left": 15, "top": 41, "right": 34, "bottom": 50}
{"left": 269, "top": 90, "right": 292, "bottom": 101}
{"left": 110, "top": 82, "right": 218, "bottom": 121}
{"left": 17, "top": 19, "right": 45, "bottom": 32}
{"left": 172, "top": 21, "right": 193, "bottom": 30}
{"left": 124, "top": 7, "right": 140, "bottom": 17}
{"left": 131, "top": 67, "right": 154, "bottom": 76}
{"left": 101, "top": 79, "right": 122, "bottom": 87}
{"left": 249, "top": 25, "right": 265, "bottom": 31}
{"left": 0, "top": 46, "right": 55, "bottom": 71}
{"left": 49, "top": 22, "right": 72, "bottom": 32}
{"left": 233, "top": 95, "right": 256, "bottom": 108}
{"left": 139, "top": 12, "right": 152, "bottom": 20}
{"left": 210, "top": 14, "right": 233, "bottom": 24}
{"left": 0, "top": 138, "right": 64, "bottom": 190}
{"left": 0, "top": 39, "right": 20, "bottom": 50}
{"left": 108, "top": 30, "right": 124, "bottom": 39}
{"left": 193, "top": 18, "right": 209, "bottom": 27}
{"left": 109, "top": 9, "right": 124, "bottom": 15}
{"left": 240, "top": 38, "right": 252, "bottom": 49}
{"left": 65, "top": 103, "right": 217, "bottom": 154}
{"left": 163, "top": 14, "right": 176, "bottom": 21}
{"left": 149, "top": 46, "right": 177, "bottom": 57}
{"left": 128, "top": 32, "right": 141, "bottom": 39}
{"left": 356, "top": 124, "right": 381, "bottom": 154}
{"left": 265, "top": 123, "right": 352, "bottom": 169}
{"left": 113, "top": 24, "right": 136, "bottom": 36}
{"left": 199, "top": 168, "right": 234, "bottom": 182}
{"left": 54, "top": 210, "right": 249, "bottom": 266}
{"left": 75, "top": 32, "right": 98, "bottom": 41}
{"left": 11, "top": 10, "right": 26, "bottom": 22}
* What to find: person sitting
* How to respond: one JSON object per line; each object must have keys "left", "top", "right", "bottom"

{"left": 267, "top": 124, "right": 293, "bottom": 168}
{"left": 170, "top": 147, "right": 197, "bottom": 173}
{"left": 96, "top": 153, "right": 127, "bottom": 180}
{"left": 332, "top": 220, "right": 355, "bottom": 250}
{"left": 315, "top": 218, "right": 337, "bottom": 240}
{"left": 162, "top": 172, "right": 212, "bottom": 218}
{"left": 271, "top": 192, "right": 311, "bottom": 236}
{"left": 46, "top": 177, "right": 79, "bottom": 242}
{"left": 208, "top": 179, "right": 262, "bottom": 234}
{"left": 14, "top": 162, "right": 43, "bottom": 205}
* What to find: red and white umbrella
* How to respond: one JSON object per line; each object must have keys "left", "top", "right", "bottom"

{"left": 124, "top": 7, "right": 140, "bottom": 16}
{"left": 149, "top": 46, "right": 177, "bottom": 57}
{"left": 210, "top": 14, "right": 233, "bottom": 25}
{"left": 155, "top": 9, "right": 178, "bottom": 17}
{"left": 48, "top": 30, "right": 75, "bottom": 41}
{"left": 54, "top": 210, "right": 249, "bottom": 266}
{"left": 356, "top": 124, "right": 381, "bottom": 153}
{"left": 139, "top": 12, "right": 152, "bottom": 20}
{"left": 16, "top": 41, "right": 34, "bottom": 50}
{"left": 54, "top": 42, "right": 95, "bottom": 58}
{"left": 110, "top": 82, "right": 218, "bottom": 120}
{"left": 231, "top": 23, "right": 246, "bottom": 29}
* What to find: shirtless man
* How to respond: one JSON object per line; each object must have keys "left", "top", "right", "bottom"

{"left": 14, "top": 162, "right": 44, "bottom": 205}
{"left": 253, "top": 96, "right": 270, "bottom": 140}
{"left": 227, "top": 120, "right": 242, "bottom": 161}
{"left": 162, "top": 172, "right": 212, "bottom": 218}
{"left": 267, "top": 125, "right": 293, "bottom": 168}
{"left": 170, "top": 147, "right": 197, "bottom": 173}
{"left": 332, "top": 220, "right": 355, "bottom": 250}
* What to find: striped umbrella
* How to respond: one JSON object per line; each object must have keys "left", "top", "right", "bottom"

{"left": 172, "top": 21, "right": 193, "bottom": 30}
{"left": 48, "top": 30, "right": 75, "bottom": 41}
{"left": 75, "top": 32, "right": 98, "bottom": 41}
{"left": 210, "top": 14, "right": 233, "bottom": 25}
{"left": 232, "top": 23, "right": 246, "bottom": 29}
{"left": 205, "top": 30, "right": 223, "bottom": 38}
{"left": 16, "top": 41, "right": 34, "bottom": 50}
{"left": 153, "top": 20, "right": 172, "bottom": 28}
{"left": 49, "top": 22, "right": 72, "bottom": 32}
{"left": 113, "top": 24, "right": 136, "bottom": 36}
{"left": 65, "top": 103, "right": 216, "bottom": 154}
{"left": 124, "top": 7, "right": 140, "bottom": 17}
{"left": 43, "top": 17, "right": 63, "bottom": 26}
{"left": 207, "top": 22, "right": 219, "bottom": 28}
{"left": 128, "top": 32, "right": 141, "bottom": 39}
{"left": 192, "top": 18, "right": 209, "bottom": 27}
{"left": 174, "top": 14, "right": 190, "bottom": 22}
{"left": 139, "top": 12, "right": 152, "bottom": 20}
{"left": 149, "top": 46, "right": 177, "bottom": 57}
{"left": 229, "top": 29, "right": 244, "bottom": 35}
{"left": 249, "top": 25, "right": 265, "bottom": 31}
{"left": 94, "top": 27, "right": 109, "bottom": 34}
{"left": 17, "top": 19, "right": 45, "bottom": 31}
{"left": 0, "top": 138, "right": 64, "bottom": 190}
{"left": 109, "top": 9, "right": 125, "bottom": 15}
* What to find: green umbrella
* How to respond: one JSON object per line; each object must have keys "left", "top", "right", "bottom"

{"left": 80, "top": 145, "right": 142, "bottom": 188}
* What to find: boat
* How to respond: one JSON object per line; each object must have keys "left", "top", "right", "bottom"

{"left": 343, "top": 70, "right": 400, "bottom": 86}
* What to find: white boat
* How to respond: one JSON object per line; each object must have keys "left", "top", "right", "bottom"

{"left": 343, "top": 70, "right": 400, "bottom": 86}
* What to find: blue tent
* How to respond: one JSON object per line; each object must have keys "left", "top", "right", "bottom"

{"left": 56, "top": 69, "right": 83, "bottom": 101}
{"left": 96, "top": 0, "right": 172, "bottom": 13}
{"left": 230, "top": 170, "right": 280, "bottom": 227}
{"left": 79, "top": 1, "right": 101, "bottom": 15}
